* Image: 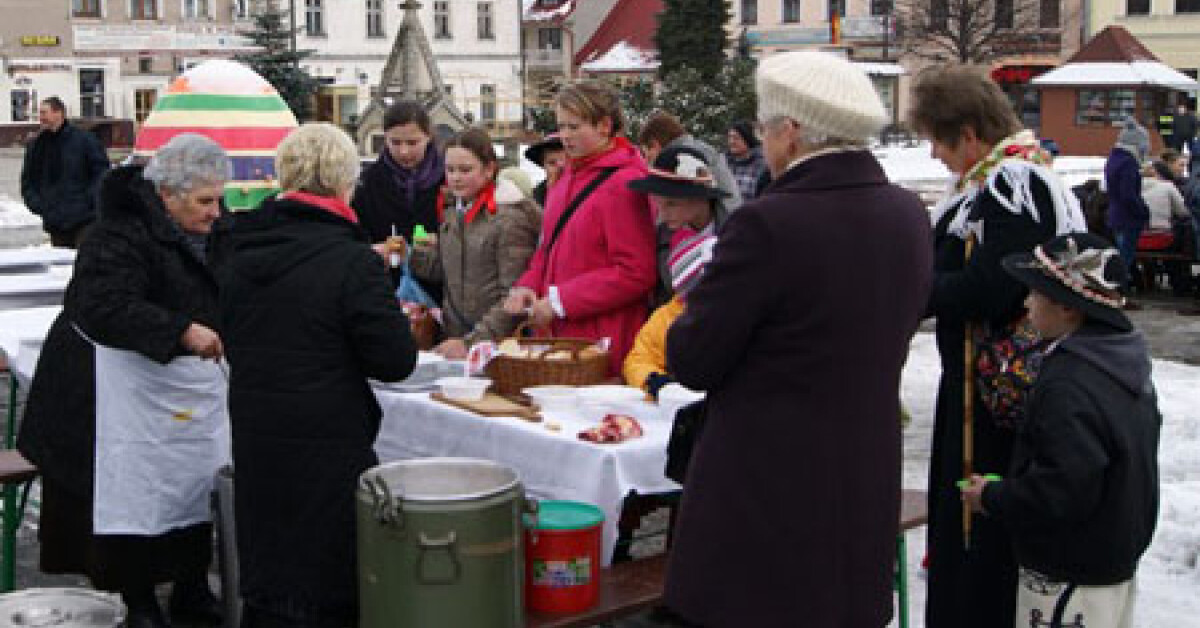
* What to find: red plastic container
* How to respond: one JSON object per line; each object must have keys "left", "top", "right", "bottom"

{"left": 524, "top": 500, "right": 605, "bottom": 614}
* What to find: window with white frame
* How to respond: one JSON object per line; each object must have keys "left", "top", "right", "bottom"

{"left": 782, "top": 0, "right": 800, "bottom": 23}
{"left": 1178, "top": 0, "right": 1200, "bottom": 12}
{"left": 741, "top": 0, "right": 757, "bottom": 24}
{"left": 233, "top": 0, "right": 249, "bottom": 19}
{"left": 305, "top": 0, "right": 324, "bottom": 36}
{"left": 11, "top": 90, "right": 36, "bottom": 122}
{"left": 367, "top": 0, "right": 385, "bottom": 37}
{"left": 537, "top": 27, "right": 561, "bottom": 50}
{"left": 480, "top": 84, "right": 496, "bottom": 121}
{"left": 73, "top": 0, "right": 101, "bottom": 18}
{"left": 183, "top": 0, "right": 211, "bottom": 19}
{"left": 435, "top": 1, "right": 451, "bottom": 39}
{"left": 478, "top": 2, "right": 494, "bottom": 40}
{"left": 131, "top": 0, "right": 158, "bottom": 19}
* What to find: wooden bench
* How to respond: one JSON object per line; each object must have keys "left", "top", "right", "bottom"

{"left": 525, "top": 489, "right": 929, "bottom": 628}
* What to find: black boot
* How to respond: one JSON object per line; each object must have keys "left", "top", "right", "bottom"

{"left": 167, "top": 577, "right": 223, "bottom": 627}
{"left": 121, "top": 588, "right": 171, "bottom": 628}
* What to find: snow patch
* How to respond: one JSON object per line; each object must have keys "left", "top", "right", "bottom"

{"left": 1033, "top": 61, "right": 1199, "bottom": 90}
{"left": 580, "top": 40, "right": 658, "bottom": 73}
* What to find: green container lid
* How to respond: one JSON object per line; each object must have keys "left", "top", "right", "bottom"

{"left": 526, "top": 500, "right": 604, "bottom": 531}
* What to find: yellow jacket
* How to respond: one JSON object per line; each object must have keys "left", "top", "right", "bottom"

{"left": 623, "top": 296, "right": 685, "bottom": 392}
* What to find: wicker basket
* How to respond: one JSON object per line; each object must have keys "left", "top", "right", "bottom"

{"left": 485, "top": 324, "right": 608, "bottom": 395}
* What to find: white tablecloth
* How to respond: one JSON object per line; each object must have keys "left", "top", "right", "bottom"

{"left": 0, "top": 267, "right": 71, "bottom": 310}
{"left": 0, "top": 247, "right": 75, "bottom": 274}
{"left": 0, "top": 305, "right": 60, "bottom": 387}
{"left": 373, "top": 390, "right": 681, "bottom": 565}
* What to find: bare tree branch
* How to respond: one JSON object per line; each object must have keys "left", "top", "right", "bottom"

{"left": 893, "top": 0, "right": 1059, "bottom": 64}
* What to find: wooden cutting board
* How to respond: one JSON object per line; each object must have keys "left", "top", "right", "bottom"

{"left": 431, "top": 392, "right": 541, "bottom": 421}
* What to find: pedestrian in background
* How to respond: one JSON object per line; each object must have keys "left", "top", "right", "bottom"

{"left": 20, "top": 96, "right": 110, "bottom": 248}
{"left": 1106, "top": 116, "right": 1151, "bottom": 287}
{"left": 722, "top": 120, "right": 768, "bottom": 201}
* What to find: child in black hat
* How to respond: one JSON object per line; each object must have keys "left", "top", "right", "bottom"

{"left": 961, "top": 233, "right": 1161, "bottom": 628}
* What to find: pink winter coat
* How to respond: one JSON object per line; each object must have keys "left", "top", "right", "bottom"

{"left": 515, "top": 138, "right": 656, "bottom": 374}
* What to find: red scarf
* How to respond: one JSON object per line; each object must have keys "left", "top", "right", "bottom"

{"left": 281, "top": 191, "right": 359, "bottom": 224}
{"left": 436, "top": 182, "right": 497, "bottom": 224}
{"left": 569, "top": 136, "right": 634, "bottom": 170}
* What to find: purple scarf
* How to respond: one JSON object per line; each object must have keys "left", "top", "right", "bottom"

{"left": 381, "top": 143, "right": 444, "bottom": 208}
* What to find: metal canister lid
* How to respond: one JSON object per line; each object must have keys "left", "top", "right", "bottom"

{"left": 361, "top": 457, "right": 520, "bottom": 503}
{"left": 0, "top": 588, "right": 125, "bottom": 627}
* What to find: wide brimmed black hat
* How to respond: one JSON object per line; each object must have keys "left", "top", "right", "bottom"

{"left": 1001, "top": 233, "right": 1132, "bottom": 332}
{"left": 524, "top": 133, "right": 564, "bottom": 167}
{"left": 627, "top": 145, "right": 731, "bottom": 200}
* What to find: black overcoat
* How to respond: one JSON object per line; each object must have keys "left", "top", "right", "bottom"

{"left": 16, "top": 164, "right": 224, "bottom": 586}
{"left": 218, "top": 196, "right": 417, "bottom": 624}
{"left": 663, "top": 151, "right": 933, "bottom": 627}
{"left": 924, "top": 171, "right": 1060, "bottom": 628}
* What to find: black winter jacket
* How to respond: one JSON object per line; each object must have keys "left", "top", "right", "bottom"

{"left": 20, "top": 122, "right": 110, "bottom": 232}
{"left": 983, "top": 324, "right": 1161, "bottom": 585}
{"left": 17, "top": 165, "right": 223, "bottom": 497}
{"left": 350, "top": 159, "right": 443, "bottom": 298}
{"left": 218, "top": 195, "right": 416, "bottom": 623}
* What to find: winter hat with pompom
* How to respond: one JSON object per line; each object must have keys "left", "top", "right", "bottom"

{"left": 756, "top": 51, "right": 888, "bottom": 142}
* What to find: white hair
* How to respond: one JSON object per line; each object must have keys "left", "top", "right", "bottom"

{"left": 762, "top": 115, "right": 864, "bottom": 151}
{"left": 143, "top": 133, "right": 232, "bottom": 195}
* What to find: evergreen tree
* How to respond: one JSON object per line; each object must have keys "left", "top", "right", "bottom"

{"left": 654, "top": 0, "right": 732, "bottom": 80}
{"left": 619, "top": 57, "right": 756, "bottom": 148}
{"left": 235, "top": 0, "right": 317, "bottom": 120}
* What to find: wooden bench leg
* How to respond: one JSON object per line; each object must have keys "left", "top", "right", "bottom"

{"left": 895, "top": 532, "right": 909, "bottom": 628}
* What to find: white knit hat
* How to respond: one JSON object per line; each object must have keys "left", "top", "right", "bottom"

{"left": 756, "top": 51, "right": 888, "bottom": 141}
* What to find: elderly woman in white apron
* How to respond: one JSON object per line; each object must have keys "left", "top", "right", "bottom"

{"left": 18, "top": 133, "right": 232, "bottom": 628}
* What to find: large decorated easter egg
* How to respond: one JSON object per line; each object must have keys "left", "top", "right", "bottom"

{"left": 134, "top": 59, "right": 298, "bottom": 211}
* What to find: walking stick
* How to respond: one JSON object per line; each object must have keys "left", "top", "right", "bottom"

{"left": 962, "top": 235, "right": 977, "bottom": 551}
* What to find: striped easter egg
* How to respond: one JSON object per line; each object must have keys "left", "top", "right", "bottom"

{"left": 134, "top": 59, "right": 299, "bottom": 211}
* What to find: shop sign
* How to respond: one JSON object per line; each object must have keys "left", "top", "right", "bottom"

{"left": 20, "top": 35, "right": 61, "bottom": 47}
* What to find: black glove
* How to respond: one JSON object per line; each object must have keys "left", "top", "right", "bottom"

{"left": 644, "top": 372, "right": 675, "bottom": 401}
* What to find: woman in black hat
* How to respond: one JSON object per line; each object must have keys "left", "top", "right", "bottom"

{"left": 962, "top": 233, "right": 1160, "bottom": 628}
{"left": 723, "top": 120, "right": 768, "bottom": 201}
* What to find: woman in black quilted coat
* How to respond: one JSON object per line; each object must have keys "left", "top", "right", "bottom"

{"left": 18, "top": 133, "right": 232, "bottom": 628}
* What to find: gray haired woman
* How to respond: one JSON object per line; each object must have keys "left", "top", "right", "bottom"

{"left": 18, "top": 133, "right": 232, "bottom": 628}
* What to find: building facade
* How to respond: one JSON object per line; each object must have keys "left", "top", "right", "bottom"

{"left": 297, "top": 0, "right": 522, "bottom": 135}
{"left": 1088, "top": 0, "right": 1200, "bottom": 99}
{"left": 730, "top": 0, "right": 1084, "bottom": 131}
{"left": 1, "top": 0, "right": 249, "bottom": 124}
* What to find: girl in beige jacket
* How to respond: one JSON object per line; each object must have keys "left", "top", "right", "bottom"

{"left": 410, "top": 128, "right": 541, "bottom": 358}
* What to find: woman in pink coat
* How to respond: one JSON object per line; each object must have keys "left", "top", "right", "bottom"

{"left": 505, "top": 81, "right": 656, "bottom": 374}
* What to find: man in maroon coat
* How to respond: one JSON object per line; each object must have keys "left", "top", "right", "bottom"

{"left": 658, "top": 51, "right": 934, "bottom": 627}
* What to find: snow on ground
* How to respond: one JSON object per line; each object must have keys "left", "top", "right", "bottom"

{"left": 0, "top": 194, "right": 45, "bottom": 247}
{"left": 895, "top": 332, "right": 1200, "bottom": 627}
{"left": 874, "top": 141, "right": 1105, "bottom": 190}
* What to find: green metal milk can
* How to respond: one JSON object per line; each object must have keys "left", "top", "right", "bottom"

{"left": 357, "top": 458, "right": 528, "bottom": 628}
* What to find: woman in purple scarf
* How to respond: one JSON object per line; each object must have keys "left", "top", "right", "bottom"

{"left": 351, "top": 101, "right": 445, "bottom": 291}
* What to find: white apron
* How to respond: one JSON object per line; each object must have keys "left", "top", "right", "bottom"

{"left": 91, "top": 340, "right": 230, "bottom": 536}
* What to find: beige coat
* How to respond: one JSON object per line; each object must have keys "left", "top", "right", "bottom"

{"left": 411, "top": 179, "right": 542, "bottom": 344}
